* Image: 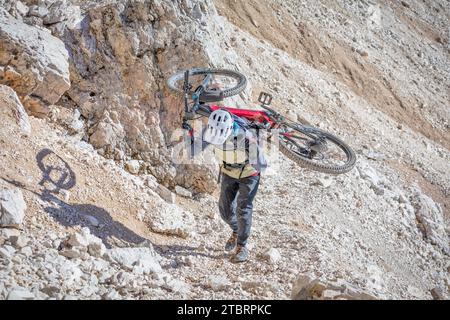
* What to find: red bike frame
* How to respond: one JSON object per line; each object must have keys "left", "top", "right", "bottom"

{"left": 210, "top": 105, "right": 277, "bottom": 128}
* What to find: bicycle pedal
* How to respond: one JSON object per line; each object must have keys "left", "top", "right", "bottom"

{"left": 258, "top": 91, "right": 273, "bottom": 106}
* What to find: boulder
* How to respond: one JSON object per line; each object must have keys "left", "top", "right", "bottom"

{"left": 207, "top": 275, "right": 231, "bottom": 291}
{"left": 7, "top": 287, "right": 35, "bottom": 300}
{"left": 411, "top": 190, "right": 449, "bottom": 254}
{"left": 88, "top": 241, "right": 106, "bottom": 258}
{"left": 148, "top": 204, "right": 193, "bottom": 238}
{"left": 163, "top": 277, "right": 190, "bottom": 294}
{"left": 314, "top": 176, "right": 334, "bottom": 188}
{"left": 0, "top": 8, "right": 70, "bottom": 117}
{"left": 144, "top": 175, "right": 159, "bottom": 190}
{"left": 357, "top": 162, "right": 385, "bottom": 195}
{"left": 9, "top": 235, "right": 28, "bottom": 249}
{"left": 291, "top": 275, "right": 377, "bottom": 300}
{"left": 15, "top": 1, "right": 29, "bottom": 17}
{"left": 42, "top": 0, "right": 71, "bottom": 25}
{"left": 20, "top": 246, "right": 32, "bottom": 257}
{"left": 58, "top": 260, "right": 83, "bottom": 286}
{"left": 59, "top": 248, "right": 82, "bottom": 259}
{"left": 174, "top": 185, "right": 193, "bottom": 198}
{"left": 156, "top": 184, "right": 176, "bottom": 204}
{"left": 261, "top": 248, "right": 282, "bottom": 264}
{"left": 28, "top": 5, "right": 49, "bottom": 18}
{"left": 105, "top": 247, "right": 162, "bottom": 275}
{"left": 125, "top": 160, "right": 141, "bottom": 175}
{"left": 0, "top": 188, "right": 27, "bottom": 228}
{"left": 103, "top": 289, "right": 122, "bottom": 300}
{"left": 0, "top": 85, "right": 31, "bottom": 135}
{"left": 41, "top": 286, "right": 61, "bottom": 298}
{"left": 60, "top": 228, "right": 106, "bottom": 259}
{"left": 67, "top": 232, "right": 89, "bottom": 247}
{"left": 89, "top": 114, "right": 126, "bottom": 150}
{"left": 45, "top": 2, "right": 82, "bottom": 36}
{"left": 67, "top": 109, "right": 84, "bottom": 134}
{"left": 0, "top": 246, "right": 12, "bottom": 260}
{"left": 0, "top": 227, "right": 20, "bottom": 239}
{"left": 430, "top": 287, "right": 447, "bottom": 300}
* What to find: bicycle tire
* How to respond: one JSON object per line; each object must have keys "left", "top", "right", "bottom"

{"left": 167, "top": 68, "right": 247, "bottom": 100}
{"left": 279, "top": 124, "right": 356, "bottom": 174}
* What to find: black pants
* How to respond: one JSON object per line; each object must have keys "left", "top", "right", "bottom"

{"left": 218, "top": 173, "right": 260, "bottom": 247}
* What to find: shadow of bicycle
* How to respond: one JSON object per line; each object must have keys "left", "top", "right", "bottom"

{"left": 4, "top": 148, "right": 146, "bottom": 248}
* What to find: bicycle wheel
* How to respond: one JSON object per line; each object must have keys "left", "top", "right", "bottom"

{"left": 167, "top": 68, "right": 247, "bottom": 102}
{"left": 278, "top": 122, "right": 356, "bottom": 174}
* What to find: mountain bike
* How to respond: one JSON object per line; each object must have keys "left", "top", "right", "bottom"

{"left": 167, "top": 68, "right": 356, "bottom": 174}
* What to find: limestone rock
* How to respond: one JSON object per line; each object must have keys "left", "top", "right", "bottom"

{"left": 163, "top": 277, "right": 190, "bottom": 294}
{"left": 15, "top": 1, "right": 29, "bottom": 17}
{"left": 207, "top": 275, "right": 231, "bottom": 291}
{"left": 9, "top": 235, "right": 28, "bottom": 249}
{"left": 0, "top": 85, "right": 31, "bottom": 135}
{"left": 0, "top": 227, "right": 20, "bottom": 239}
{"left": 67, "top": 232, "right": 89, "bottom": 247}
{"left": 156, "top": 184, "right": 175, "bottom": 204}
{"left": 174, "top": 185, "right": 193, "bottom": 198}
{"left": 0, "top": 8, "right": 70, "bottom": 117}
{"left": 45, "top": 2, "right": 82, "bottom": 36}
{"left": 314, "top": 176, "right": 334, "bottom": 188}
{"left": 41, "top": 285, "right": 61, "bottom": 298}
{"left": 7, "top": 287, "right": 35, "bottom": 300}
{"left": 125, "top": 160, "right": 141, "bottom": 175}
{"left": 430, "top": 287, "right": 447, "bottom": 300}
{"left": 262, "top": 248, "right": 282, "bottom": 264}
{"left": 89, "top": 115, "right": 126, "bottom": 151}
{"left": 0, "top": 247, "right": 12, "bottom": 260}
{"left": 59, "top": 248, "right": 82, "bottom": 259}
{"left": 42, "top": 0, "right": 73, "bottom": 25}
{"left": 28, "top": 5, "right": 49, "bottom": 19}
{"left": 144, "top": 175, "right": 158, "bottom": 190}
{"left": 88, "top": 241, "right": 106, "bottom": 258}
{"left": 411, "top": 190, "right": 449, "bottom": 254}
{"left": 60, "top": 228, "right": 106, "bottom": 259}
{"left": 357, "top": 162, "right": 385, "bottom": 195}
{"left": 148, "top": 204, "right": 193, "bottom": 238}
{"left": 67, "top": 109, "right": 84, "bottom": 134}
{"left": 59, "top": 0, "right": 218, "bottom": 193}
{"left": 0, "top": 188, "right": 27, "bottom": 228}
{"left": 20, "top": 246, "right": 32, "bottom": 257}
{"left": 291, "top": 275, "right": 377, "bottom": 300}
{"left": 105, "top": 247, "right": 162, "bottom": 274}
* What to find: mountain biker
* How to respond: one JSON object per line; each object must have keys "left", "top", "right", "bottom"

{"left": 195, "top": 107, "right": 267, "bottom": 263}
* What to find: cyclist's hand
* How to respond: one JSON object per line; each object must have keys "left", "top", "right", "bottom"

{"left": 182, "top": 121, "right": 192, "bottom": 131}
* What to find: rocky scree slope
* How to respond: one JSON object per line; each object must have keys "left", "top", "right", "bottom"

{"left": 0, "top": 0, "right": 449, "bottom": 300}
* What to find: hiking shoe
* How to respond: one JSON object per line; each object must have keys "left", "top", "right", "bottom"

{"left": 225, "top": 232, "right": 238, "bottom": 251}
{"left": 231, "top": 245, "right": 249, "bottom": 263}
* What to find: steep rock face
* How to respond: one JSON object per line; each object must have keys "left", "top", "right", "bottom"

{"left": 0, "top": 8, "right": 70, "bottom": 117}
{"left": 60, "top": 0, "right": 218, "bottom": 192}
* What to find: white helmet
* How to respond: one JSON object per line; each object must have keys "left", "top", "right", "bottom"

{"left": 203, "top": 109, "right": 234, "bottom": 145}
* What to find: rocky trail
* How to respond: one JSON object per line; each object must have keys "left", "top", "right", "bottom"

{"left": 0, "top": 0, "right": 449, "bottom": 300}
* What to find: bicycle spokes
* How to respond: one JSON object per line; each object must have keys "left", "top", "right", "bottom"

{"left": 280, "top": 127, "right": 349, "bottom": 166}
